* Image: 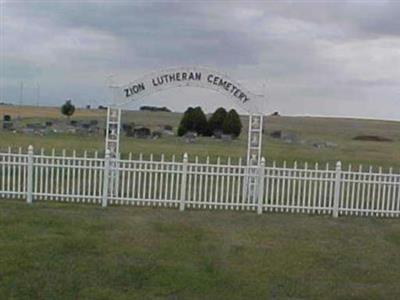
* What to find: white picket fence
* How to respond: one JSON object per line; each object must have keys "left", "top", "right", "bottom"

{"left": 1, "top": 146, "right": 400, "bottom": 218}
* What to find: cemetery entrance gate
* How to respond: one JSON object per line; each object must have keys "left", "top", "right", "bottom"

{"left": 104, "top": 66, "right": 266, "bottom": 200}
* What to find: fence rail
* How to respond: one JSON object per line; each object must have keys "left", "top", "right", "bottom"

{"left": 1, "top": 146, "right": 399, "bottom": 218}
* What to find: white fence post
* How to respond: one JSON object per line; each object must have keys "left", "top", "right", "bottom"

{"left": 179, "top": 153, "right": 188, "bottom": 212}
{"left": 257, "top": 157, "right": 266, "bottom": 215}
{"left": 102, "top": 149, "right": 111, "bottom": 208}
{"left": 333, "top": 161, "right": 342, "bottom": 218}
{"left": 26, "top": 145, "right": 34, "bottom": 204}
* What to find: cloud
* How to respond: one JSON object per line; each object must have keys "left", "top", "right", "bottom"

{"left": 1, "top": 1, "right": 399, "bottom": 120}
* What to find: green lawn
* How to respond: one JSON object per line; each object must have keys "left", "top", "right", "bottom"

{"left": 1, "top": 199, "right": 400, "bottom": 299}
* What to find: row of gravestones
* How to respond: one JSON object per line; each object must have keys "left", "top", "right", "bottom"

{"left": 2, "top": 114, "right": 166, "bottom": 138}
{"left": 4, "top": 114, "right": 229, "bottom": 144}
{"left": 2, "top": 114, "right": 101, "bottom": 134}
{"left": 121, "top": 123, "right": 167, "bottom": 139}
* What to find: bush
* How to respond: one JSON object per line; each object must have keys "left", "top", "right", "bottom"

{"left": 140, "top": 106, "right": 171, "bottom": 112}
{"left": 177, "top": 107, "right": 194, "bottom": 136}
{"left": 177, "top": 124, "right": 186, "bottom": 137}
{"left": 353, "top": 135, "right": 393, "bottom": 142}
{"left": 178, "top": 106, "right": 242, "bottom": 138}
{"left": 222, "top": 109, "right": 242, "bottom": 138}
{"left": 177, "top": 107, "right": 208, "bottom": 136}
{"left": 207, "top": 107, "right": 227, "bottom": 136}
{"left": 61, "top": 100, "right": 75, "bottom": 119}
{"left": 192, "top": 107, "right": 208, "bottom": 136}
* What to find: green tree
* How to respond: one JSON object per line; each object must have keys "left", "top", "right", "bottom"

{"left": 177, "top": 106, "right": 208, "bottom": 136}
{"left": 177, "top": 124, "right": 186, "bottom": 137}
{"left": 177, "top": 107, "right": 194, "bottom": 136}
{"left": 61, "top": 100, "right": 75, "bottom": 119}
{"left": 192, "top": 106, "right": 208, "bottom": 136}
{"left": 207, "top": 107, "right": 227, "bottom": 136}
{"left": 222, "top": 109, "right": 242, "bottom": 138}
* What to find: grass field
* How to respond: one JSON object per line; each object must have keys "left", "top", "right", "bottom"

{"left": 1, "top": 105, "right": 400, "bottom": 168}
{"left": 0, "top": 199, "right": 400, "bottom": 299}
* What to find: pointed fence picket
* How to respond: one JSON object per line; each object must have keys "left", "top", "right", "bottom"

{"left": 0, "top": 146, "right": 399, "bottom": 218}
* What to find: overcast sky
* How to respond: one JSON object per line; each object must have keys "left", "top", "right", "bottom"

{"left": 1, "top": 0, "right": 399, "bottom": 120}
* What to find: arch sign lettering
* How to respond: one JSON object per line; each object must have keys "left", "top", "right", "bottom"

{"left": 114, "top": 66, "right": 263, "bottom": 114}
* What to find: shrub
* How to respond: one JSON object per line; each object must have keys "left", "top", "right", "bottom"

{"left": 61, "top": 100, "right": 75, "bottom": 119}
{"left": 177, "top": 107, "right": 209, "bottom": 136}
{"left": 177, "top": 107, "right": 194, "bottom": 136}
{"left": 177, "top": 124, "right": 186, "bottom": 137}
{"left": 208, "top": 107, "right": 227, "bottom": 136}
{"left": 192, "top": 107, "right": 208, "bottom": 136}
{"left": 140, "top": 106, "right": 171, "bottom": 112}
{"left": 222, "top": 109, "right": 242, "bottom": 138}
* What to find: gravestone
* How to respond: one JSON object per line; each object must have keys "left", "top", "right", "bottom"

{"left": 152, "top": 131, "right": 162, "bottom": 139}
{"left": 221, "top": 134, "right": 232, "bottom": 142}
{"left": 133, "top": 126, "right": 151, "bottom": 138}
{"left": 184, "top": 132, "right": 197, "bottom": 144}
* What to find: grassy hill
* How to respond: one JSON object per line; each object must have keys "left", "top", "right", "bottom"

{"left": 1, "top": 199, "right": 400, "bottom": 299}
{"left": 1, "top": 105, "right": 399, "bottom": 168}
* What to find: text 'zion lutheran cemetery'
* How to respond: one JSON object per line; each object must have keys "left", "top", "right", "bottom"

{"left": 124, "top": 71, "right": 250, "bottom": 103}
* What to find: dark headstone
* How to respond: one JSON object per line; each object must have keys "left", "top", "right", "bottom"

{"left": 184, "top": 131, "right": 197, "bottom": 144}
{"left": 213, "top": 129, "right": 223, "bottom": 139}
{"left": 270, "top": 130, "right": 282, "bottom": 139}
{"left": 133, "top": 127, "right": 151, "bottom": 138}
{"left": 122, "top": 123, "right": 134, "bottom": 133}
{"left": 152, "top": 131, "right": 162, "bottom": 139}
{"left": 27, "top": 123, "right": 45, "bottom": 129}
{"left": 3, "top": 122, "right": 13, "bottom": 130}
{"left": 221, "top": 134, "right": 232, "bottom": 142}
{"left": 164, "top": 124, "right": 173, "bottom": 131}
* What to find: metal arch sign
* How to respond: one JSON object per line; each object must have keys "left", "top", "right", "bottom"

{"left": 114, "top": 66, "right": 263, "bottom": 114}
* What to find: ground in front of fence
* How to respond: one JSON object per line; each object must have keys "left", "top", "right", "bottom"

{"left": 1, "top": 200, "right": 400, "bottom": 299}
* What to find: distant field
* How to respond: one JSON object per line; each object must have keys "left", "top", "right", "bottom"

{"left": 1, "top": 105, "right": 106, "bottom": 118}
{"left": 1, "top": 199, "right": 400, "bottom": 299}
{"left": 1, "top": 105, "right": 399, "bottom": 168}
